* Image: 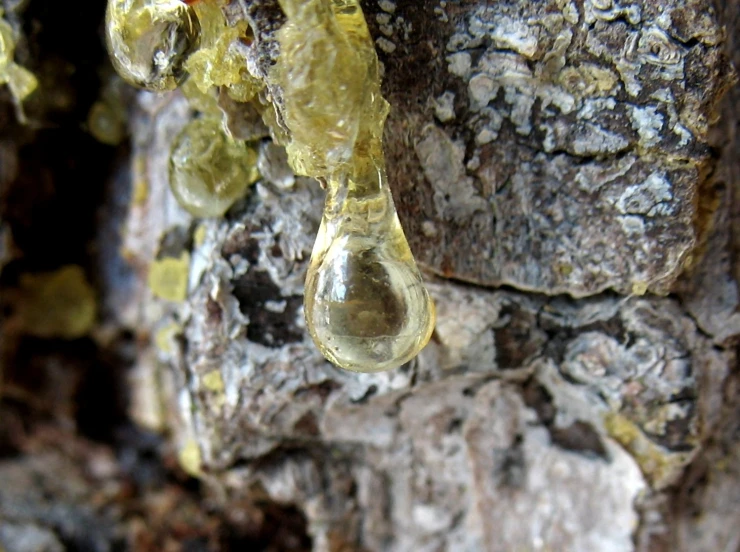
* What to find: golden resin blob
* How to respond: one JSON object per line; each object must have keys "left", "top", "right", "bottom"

{"left": 105, "top": 0, "right": 199, "bottom": 92}
{"left": 275, "top": 0, "right": 435, "bottom": 372}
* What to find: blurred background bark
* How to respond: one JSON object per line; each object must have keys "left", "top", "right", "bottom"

{"left": 0, "top": 0, "right": 738, "bottom": 551}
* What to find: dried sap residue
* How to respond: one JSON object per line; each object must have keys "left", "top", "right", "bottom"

{"left": 275, "top": 0, "right": 435, "bottom": 372}
{"left": 184, "top": 1, "right": 260, "bottom": 103}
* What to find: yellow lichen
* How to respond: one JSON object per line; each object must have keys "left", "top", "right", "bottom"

{"left": 559, "top": 64, "right": 617, "bottom": 97}
{"left": 193, "top": 223, "right": 208, "bottom": 248}
{"left": 132, "top": 177, "right": 149, "bottom": 205}
{"left": 178, "top": 438, "right": 202, "bottom": 477}
{"left": 154, "top": 320, "right": 182, "bottom": 354}
{"left": 148, "top": 251, "right": 191, "bottom": 302}
{"left": 202, "top": 370, "right": 226, "bottom": 409}
{"left": 202, "top": 370, "right": 224, "bottom": 393}
{"left": 18, "top": 265, "right": 96, "bottom": 339}
{"left": 631, "top": 281, "right": 649, "bottom": 296}
{"left": 604, "top": 412, "right": 691, "bottom": 488}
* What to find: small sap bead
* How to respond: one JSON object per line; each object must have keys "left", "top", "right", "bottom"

{"left": 169, "top": 117, "right": 259, "bottom": 217}
{"left": 304, "top": 166, "right": 435, "bottom": 373}
{"left": 105, "top": 0, "right": 199, "bottom": 92}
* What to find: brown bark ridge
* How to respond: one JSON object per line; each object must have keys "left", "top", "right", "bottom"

{"left": 0, "top": 0, "right": 738, "bottom": 551}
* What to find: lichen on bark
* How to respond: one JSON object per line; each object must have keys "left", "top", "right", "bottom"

{"left": 104, "top": 1, "right": 739, "bottom": 550}
{"left": 370, "top": 0, "right": 735, "bottom": 297}
{"left": 1, "top": 0, "right": 738, "bottom": 551}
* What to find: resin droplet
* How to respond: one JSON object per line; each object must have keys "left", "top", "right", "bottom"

{"left": 304, "top": 164, "right": 435, "bottom": 373}
{"left": 273, "top": 0, "right": 435, "bottom": 371}
{"left": 0, "top": 8, "right": 38, "bottom": 106}
{"left": 105, "top": 0, "right": 199, "bottom": 92}
{"left": 169, "top": 117, "right": 259, "bottom": 217}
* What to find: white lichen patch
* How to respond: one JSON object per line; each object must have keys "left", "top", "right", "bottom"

{"left": 555, "top": 0, "right": 580, "bottom": 24}
{"left": 469, "top": 12, "right": 540, "bottom": 58}
{"left": 541, "top": 122, "right": 558, "bottom": 152}
{"left": 473, "top": 107, "right": 504, "bottom": 144}
{"left": 618, "top": 214, "right": 646, "bottom": 236}
{"left": 373, "top": 7, "right": 411, "bottom": 40}
{"left": 375, "top": 37, "right": 396, "bottom": 54}
{"left": 387, "top": 0, "right": 713, "bottom": 296}
{"left": 443, "top": 0, "right": 702, "bottom": 191}
{"left": 415, "top": 125, "right": 487, "bottom": 221}
{"left": 637, "top": 27, "right": 684, "bottom": 68}
{"left": 543, "top": 113, "right": 630, "bottom": 156}
{"left": 572, "top": 122, "right": 630, "bottom": 156}
{"left": 577, "top": 97, "right": 617, "bottom": 120}
{"left": 447, "top": 52, "right": 472, "bottom": 78}
{"left": 375, "top": 13, "right": 391, "bottom": 26}
{"left": 432, "top": 91, "right": 456, "bottom": 123}
{"left": 658, "top": 5, "right": 722, "bottom": 46}
{"left": 506, "top": 87, "right": 537, "bottom": 135}
{"left": 615, "top": 172, "right": 675, "bottom": 217}
{"left": 434, "top": 5, "right": 449, "bottom": 24}
{"left": 650, "top": 88, "right": 693, "bottom": 148}
{"left": 468, "top": 73, "right": 498, "bottom": 110}
{"left": 447, "top": 10, "right": 590, "bottom": 140}
{"left": 475, "top": 127, "right": 497, "bottom": 146}
{"left": 584, "top": 0, "right": 642, "bottom": 26}
{"left": 377, "top": 0, "right": 396, "bottom": 14}
{"left": 629, "top": 104, "right": 664, "bottom": 148}
{"left": 574, "top": 154, "right": 636, "bottom": 193}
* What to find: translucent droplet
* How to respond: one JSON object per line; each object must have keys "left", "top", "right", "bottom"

{"left": 105, "top": 0, "right": 200, "bottom": 92}
{"left": 304, "top": 161, "right": 435, "bottom": 373}
{"left": 169, "top": 117, "right": 259, "bottom": 217}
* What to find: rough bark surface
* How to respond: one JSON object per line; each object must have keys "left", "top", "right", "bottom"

{"left": 375, "top": 0, "right": 735, "bottom": 298}
{"left": 0, "top": 0, "right": 738, "bottom": 552}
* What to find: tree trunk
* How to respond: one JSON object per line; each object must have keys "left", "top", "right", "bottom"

{"left": 0, "top": 0, "right": 738, "bottom": 551}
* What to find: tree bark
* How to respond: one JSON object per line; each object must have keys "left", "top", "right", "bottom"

{"left": 0, "top": 0, "right": 738, "bottom": 551}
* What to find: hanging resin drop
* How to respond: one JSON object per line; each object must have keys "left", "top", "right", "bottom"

{"left": 304, "top": 161, "right": 435, "bottom": 373}
{"left": 105, "top": 0, "right": 199, "bottom": 92}
{"left": 272, "top": 0, "right": 435, "bottom": 372}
